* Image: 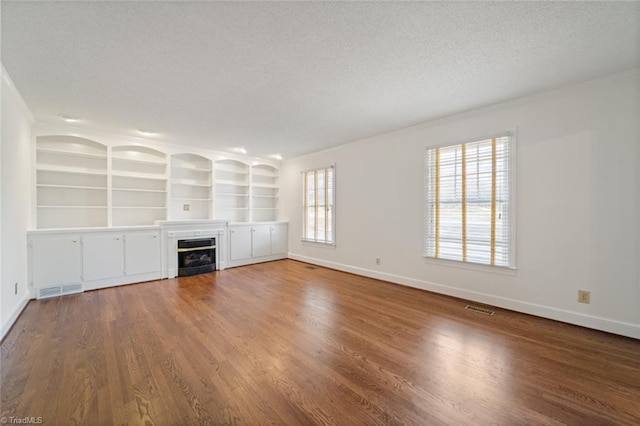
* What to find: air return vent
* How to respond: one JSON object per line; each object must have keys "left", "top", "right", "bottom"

{"left": 37, "top": 283, "right": 83, "bottom": 299}
{"left": 465, "top": 305, "right": 495, "bottom": 316}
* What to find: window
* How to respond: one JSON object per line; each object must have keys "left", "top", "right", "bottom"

{"left": 302, "top": 166, "right": 335, "bottom": 244}
{"left": 424, "top": 134, "right": 514, "bottom": 268}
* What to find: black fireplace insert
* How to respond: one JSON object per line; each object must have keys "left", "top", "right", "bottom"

{"left": 177, "top": 238, "right": 216, "bottom": 276}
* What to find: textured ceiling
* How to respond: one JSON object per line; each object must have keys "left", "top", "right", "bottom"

{"left": 2, "top": 1, "right": 639, "bottom": 158}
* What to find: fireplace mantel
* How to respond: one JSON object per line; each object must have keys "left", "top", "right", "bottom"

{"left": 157, "top": 220, "right": 229, "bottom": 278}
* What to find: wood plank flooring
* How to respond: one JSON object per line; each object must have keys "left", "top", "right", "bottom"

{"left": 1, "top": 259, "right": 639, "bottom": 425}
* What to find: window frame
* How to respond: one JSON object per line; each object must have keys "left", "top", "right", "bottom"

{"left": 301, "top": 165, "right": 336, "bottom": 246}
{"left": 423, "top": 131, "right": 516, "bottom": 270}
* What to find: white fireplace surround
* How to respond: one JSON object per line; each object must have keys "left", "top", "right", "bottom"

{"left": 159, "top": 220, "right": 228, "bottom": 278}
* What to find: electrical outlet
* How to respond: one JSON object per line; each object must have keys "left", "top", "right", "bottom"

{"left": 375, "top": 257, "right": 381, "bottom": 265}
{"left": 183, "top": 204, "right": 190, "bottom": 211}
{"left": 578, "top": 290, "right": 590, "bottom": 304}
{"left": 15, "top": 282, "right": 18, "bottom": 295}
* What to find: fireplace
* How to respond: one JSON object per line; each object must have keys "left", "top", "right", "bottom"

{"left": 177, "top": 238, "right": 216, "bottom": 276}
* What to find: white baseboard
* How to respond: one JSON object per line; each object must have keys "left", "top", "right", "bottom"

{"left": 1, "top": 293, "right": 32, "bottom": 341}
{"left": 288, "top": 253, "right": 640, "bottom": 340}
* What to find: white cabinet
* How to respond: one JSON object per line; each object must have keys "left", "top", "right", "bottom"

{"left": 30, "top": 236, "right": 82, "bottom": 289}
{"left": 29, "top": 228, "right": 163, "bottom": 297}
{"left": 228, "top": 223, "right": 288, "bottom": 267}
{"left": 124, "top": 233, "right": 161, "bottom": 275}
{"left": 251, "top": 225, "right": 272, "bottom": 258}
{"left": 270, "top": 224, "right": 288, "bottom": 255}
{"left": 82, "top": 234, "right": 124, "bottom": 281}
{"left": 230, "top": 226, "right": 252, "bottom": 261}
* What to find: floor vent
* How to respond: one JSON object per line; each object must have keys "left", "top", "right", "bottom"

{"left": 304, "top": 265, "right": 317, "bottom": 270}
{"left": 37, "top": 283, "right": 83, "bottom": 299}
{"left": 465, "top": 305, "right": 495, "bottom": 316}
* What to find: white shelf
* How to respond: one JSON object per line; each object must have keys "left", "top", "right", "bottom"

{"left": 36, "top": 165, "right": 107, "bottom": 176}
{"left": 172, "top": 180, "right": 211, "bottom": 187}
{"left": 251, "top": 170, "right": 278, "bottom": 178}
{"left": 35, "top": 136, "right": 281, "bottom": 227}
{"left": 250, "top": 164, "right": 279, "bottom": 222}
{"left": 215, "top": 165, "right": 249, "bottom": 174}
{"left": 113, "top": 206, "right": 167, "bottom": 210}
{"left": 215, "top": 180, "right": 250, "bottom": 187}
{"left": 112, "top": 156, "right": 166, "bottom": 166}
{"left": 36, "top": 136, "right": 110, "bottom": 229}
{"left": 37, "top": 184, "right": 107, "bottom": 190}
{"left": 112, "top": 171, "right": 167, "bottom": 180}
{"left": 111, "top": 146, "right": 168, "bottom": 225}
{"left": 216, "top": 192, "right": 250, "bottom": 197}
{"left": 172, "top": 165, "right": 211, "bottom": 172}
{"left": 37, "top": 147, "right": 107, "bottom": 159}
{"left": 38, "top": 205, "right": 108, "bottom": 209}
{"left": 113, "top": 187, "right": 167, "bottom": 193}
{"left": 170, "top": 153, "right": 213, "bottom": 220}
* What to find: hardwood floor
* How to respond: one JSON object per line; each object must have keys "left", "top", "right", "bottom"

{"left": 1, "top": 259, "right": 639, "bottom": 425}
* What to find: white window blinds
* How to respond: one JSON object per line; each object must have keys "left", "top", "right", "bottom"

{"left": 424, "top": 135, "right": 514, "bottom": 267}
{"left": 303, "top": 166, "right": 335, "bottom": 244}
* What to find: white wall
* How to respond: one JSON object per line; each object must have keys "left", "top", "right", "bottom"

{"left": 1, "top": 67, "right": 35, "bottom": 338}
{"left": 281, "top": 70, "right": 640, "bottom": 338}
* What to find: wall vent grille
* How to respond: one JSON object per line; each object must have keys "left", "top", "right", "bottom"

{"left": 37, "top": 283, "right": 83, "bottom": 299}
{"left": 465, "top": 305, "right": 495, "bottom": 316}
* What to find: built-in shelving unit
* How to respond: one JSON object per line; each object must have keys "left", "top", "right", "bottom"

{"left": 33, "top": 128, "right": 281, "bottom": 229}
{"left": 250, "top": 164, "right": 279, "bottom": 222}
{"left": 170, "top": 153, "right": 212, "bottom": 220}
{"left": 36, "top": 136, "right": 108, "bottom": 228}
{"left": 111, "top": 146, "right": 167, "bottom": 226}
{"left": 214, "top": 159, "right": 249, "bottom": 222}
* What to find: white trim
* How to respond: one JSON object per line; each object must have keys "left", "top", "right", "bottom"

{"left": 0, "top": 294, "right": 32, "bottom": 341}
{"left": 288, "top": 253, "right": 640, "bottom": 339}
{"left": 422, "top": 256, "right": 516, "bottom": 276}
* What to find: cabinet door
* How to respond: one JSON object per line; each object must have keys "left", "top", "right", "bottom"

{"left": 230, "top": 226, "right": 252, "bottom": 261}
{"left": 252, "top": 225, "right": 271, "bottom": 258}
{"left": 125, "top": 232, "right": 161, "bottom": 275}
{"left": 31, "top": 237, "right": 82, "bottom": 288}
{"left": 82, "top": 234, "right": 124, "bottom": 281}
{"left": 270, "top": 224, "right": 288, "bottom": 255}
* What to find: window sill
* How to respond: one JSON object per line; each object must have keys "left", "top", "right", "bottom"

{"left": 302, "top": 240, "right": 336, "bottom": 249}
{"left": 422, "top": 256, "right": 517, "bottom": 276}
